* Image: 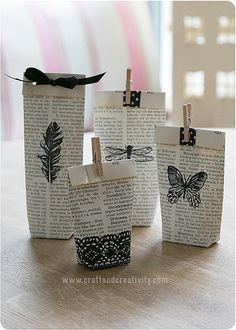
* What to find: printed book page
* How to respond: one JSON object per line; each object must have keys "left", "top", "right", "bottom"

{"left": 69, "top": 175, "right": 134, "bottom": 268}
{"left": 155, "top": 127, "right": 225, "bottom": 247}
{"left": 69, "top": 178, "right": 134, "bottom": 239}
{"left": 94, "top": 91, "right": 166, "bottom": 226}
{"left": 68, "top": 159, "right": 137, "bottom": 186}
{"left": 23, "top": 79, "right": 85, "bottom": 238}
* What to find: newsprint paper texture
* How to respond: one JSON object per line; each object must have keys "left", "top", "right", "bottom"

{"left": 94, "top": 91, "right": 166, "bottom": 226}
{"left": 23, "top": 73, "right": 85, "bottom": 239}
{"left": 155, "top": 127, "right": 225, "bottom": 247}
{"left": 68, "top": 160, "right": 137, "bottom": 269}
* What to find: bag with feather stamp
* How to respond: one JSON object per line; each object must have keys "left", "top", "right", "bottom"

{"left": 22, "top": 69, "right": 105, "bottom": 239}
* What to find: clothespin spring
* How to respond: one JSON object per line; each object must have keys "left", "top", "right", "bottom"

{"left": 91, "top": 137, "right": 103, "bottom": 177}
{"left": 125, "top": 67, "right": 132, "bottom": 105}
{"left": 183, "top": 103, "right": 192, "bottom": 143}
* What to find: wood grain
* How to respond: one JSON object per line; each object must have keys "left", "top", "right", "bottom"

{"left": 1, "top": 130, "right": 235, "bottom": 329}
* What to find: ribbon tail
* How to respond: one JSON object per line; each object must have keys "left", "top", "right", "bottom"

{"left": 78, "top": 72, "right": 106, "bottom": 85}
{"left": 5, "top": 74, "right": 31, "bottom": 83}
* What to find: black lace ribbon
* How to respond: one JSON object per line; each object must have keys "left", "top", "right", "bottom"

{"left": 6, "top": 67, "right": 106, "bottom": 89}
{"left": 75, "top": 230, "right": 131, "bottom": 269}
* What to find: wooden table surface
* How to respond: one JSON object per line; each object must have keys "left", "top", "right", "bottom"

{"left": 1, "top": 130, "right": 235, "bottom": 329}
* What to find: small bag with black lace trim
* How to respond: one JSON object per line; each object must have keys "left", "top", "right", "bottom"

{"left": 68, "top": 138, "right": 137, "bottom": 269}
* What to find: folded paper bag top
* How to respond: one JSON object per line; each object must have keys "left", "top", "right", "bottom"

{"left": 22, "top": 72, "right": 86, "bottom": 98}
{"left": 7, "top": 67, "right": 105, "bottom": 90}
{"left": 68, "top": 159, "right": 137, "bottom": 186}
{"left": 95, "top": 66, "right": 164, "bottom": 109}
{"left": 68, "top": 136, "right": 137, "bottom": 186}
{"left": 22, "top": 67, "right": 105, "bottom": 88}
{"left": 21, "top": 68, "right": 105, "bottom": 98}
{"left": 155, "top": 126, "right": 225, "bottom": 150}
{"left": 95, "top": 90, "right": 165, "bottom": 109}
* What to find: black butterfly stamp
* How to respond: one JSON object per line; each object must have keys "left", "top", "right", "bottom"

{"left": 167, "top": 166, "right": 208, "bottom": 208}
{"left": 105, "top": 145, "right": 154, "bottom": 162}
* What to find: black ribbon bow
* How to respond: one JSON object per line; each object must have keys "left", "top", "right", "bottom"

{"left": 6, "top": 67, "right": 106, "bottom": 89}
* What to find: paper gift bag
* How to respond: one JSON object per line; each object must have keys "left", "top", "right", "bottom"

{"left": 22, "top": 67, "right": 105, "bottom": 239}
{"left": 94, "top": 69, "right": 166, "bottom": 226}
{"left": 68, "top": 138, "right": 137, "bottom": 269}
{"left": 155, "top": 105, "right": 225, "bottom": 247}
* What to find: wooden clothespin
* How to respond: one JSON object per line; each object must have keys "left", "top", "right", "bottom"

{"left": 187, "top": 103, "right": 192, "bottom": 127}
{"left": 125, "top": 67, "right": 132, "bottom": 104}
{"left": 91, "top": 137, "right": 103, "bottom": 176}
{"left": 183, "top": 103, "right": 192, "bottom": 142}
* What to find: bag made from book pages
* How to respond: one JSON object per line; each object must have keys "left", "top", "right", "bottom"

{"left": 155, "top": 126, "right": 225, "bottom": 247}
{"left": 68, "top": 160, "right": 137, "bottom": 269}
{"left": 94, "top": 88, "right": 166, "bottom": 226}
{"left": 22, "top": 69, "right": 104, "bottom": 239}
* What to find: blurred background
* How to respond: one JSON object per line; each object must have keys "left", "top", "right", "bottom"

{"left": 1, "top": 1, "right": 235, "bottom": 140}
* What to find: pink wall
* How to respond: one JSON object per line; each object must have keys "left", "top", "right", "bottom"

{"left": 1, "top": 1, "right": 160, "bottom": 140}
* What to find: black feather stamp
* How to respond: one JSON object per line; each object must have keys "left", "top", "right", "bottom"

{"left": 38, "top": 122, "right": 63, "bottom": 183}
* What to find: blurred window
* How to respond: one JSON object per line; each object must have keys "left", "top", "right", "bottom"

{"left": 184, "top": 16, "right": 205, "bottom": 45}
{"left": 217, "top": 16, "right": 235, "bottom": 44}
{"left": 184, "top": 71, "right": 205, "bottom": 97}
{"left": 216, "top": 71, "right": 235, "bottom": 98}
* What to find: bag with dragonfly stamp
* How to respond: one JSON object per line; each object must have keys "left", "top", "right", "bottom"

{"left": 17, "top": 67, "right": 105, "bottom": 239}
{"left": 94, "top": 68, "right": 166, "bottom": 226}
{"left": 68, "top": 138, "right": 137, "bottom": 269}
{"left": 155, "top": 104, "right": 225, "bottom": 247}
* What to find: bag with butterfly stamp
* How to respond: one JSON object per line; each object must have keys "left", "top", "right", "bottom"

{"left": 155, "top": 104, "right": 225, "bottom": 247}
{"left": 21, "top": 67, "right": 105, "bottom": 239}
{"left": 94, "top": 68, "right": 166, "bottom": 226}
{"left": 68, "top": 138, "right": 137, "bottom": 269}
